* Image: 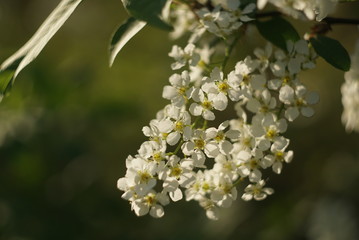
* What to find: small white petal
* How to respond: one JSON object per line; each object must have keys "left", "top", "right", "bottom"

{"left": 206, "top": 208, "right": 219, "bottom": 220}
{"left": 150, "top": 205, "right": 165, "bottom": 218}
{"left": 162, "top": 86, "right": 178, "bottom": 99}
{"left": 133, "top": 201, "right": 149, "bottom": 216}
{"left": 203, "top": 110, "right": 215, "bottom": 121}
{"left": 205, "top": 142, "right": 220, "bottom": 158}
{"left": 279, "top": 85, "right": 295, "bottom": 104}
{"left": 167, "top": 132, "right": 181, "bottom": 146}
{"left": 158, "top": 119, "right": 174, "bottom": 133}
{"left": 285, "top": 107, "right": 299, "bottom": 122}
{"left": 170, "top": 188, "right": 183, "bottom": 202}
{"left": 272, "top": 161, "right": 283, "bottom": 174}
{"left": 306, "top": 91, "right": 319, "bottom": 104}
{"left": 301, "top": 107, "right": 315, "bottom": 117}
{"left": 241, "top": 193, "right": 253, "bottom": 201}
{"left": 189, "top": 103, "right": 202, "bottom": 116}
{"left": 117, "top": 178, "right": 127, "bottom": 191}
{"left": 220, "top": 140, "right": 233, "bottom": 154}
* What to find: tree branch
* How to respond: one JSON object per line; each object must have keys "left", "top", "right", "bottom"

{"left": 255, "top": 11, "right": 282, "bottom": 19}
{"left": 257, "top": 11, "right": 359, "bottom": 25}
{"left": 323, "top": 17, "right": 359, "bottom": 25}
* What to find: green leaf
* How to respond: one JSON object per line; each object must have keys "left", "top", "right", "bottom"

{"left": 240, "top": 0, "right": 257, "bottom": 7}
{"left": 109, "top": 17, "right": 146, "bottom": 67}
{"left": 256, "top": 17, "right": 300, "bottom": 51}
{"left": 310, "top": 35, "right": 351, "bottom": 71}
{"left": 0, "top": 70, "right": 15, "bottom": 100}
{"left": 121, "top": 0, "right": 172, "bottom": 31}
{"left": 0, "top": 0, "right": 82, "bottom": 99}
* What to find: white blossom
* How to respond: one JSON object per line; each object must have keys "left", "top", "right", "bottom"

{"left": 210, "top": 174, "right": 237, "bottom": 208}
{"left": 202, "top": 67, "right": 241, "bottom": 102}
{"left": 118, "top": 28, "right": 320, "bottom": 220}
{"left": 131, "top": 191, "right": 170, "bottom": 218}
{"left": 284, "top": 85, "right": 319, "bottom": 121}
{"left": 181, "top": 129, "right": 220, "bottom": 163}
{"left": 242, "top": 180, "right": 274, "bottom": 201}
{"left": 169, "top": 43, "right": 200, "bottom": 70}
{"left": 341, "top": 39, "right": 359, "bottom": 132}
{"left": 236, "top": 149, "right": 264, "bottom": 182}
{"left": 263, "top": 137, "right": 294, "bottom": 174}
{"left": 162, "top": 70, "right": 192, "bottom": 107}
{"left": 262, "top": 0, "right": 338, "bottom": 21}
{"left": 189, "top": 87, "right": 227, "bottom": 120}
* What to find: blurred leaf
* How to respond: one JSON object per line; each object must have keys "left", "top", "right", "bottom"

{"left": 310, "top": 35, "right": 351, "bottom": 71}
{"left": 121, "top": 0, "right": 172, "bottom": 31}
{"left": 240, "top": 0, "right": 257, "bottom": 7}
{"left": 0, "top": 0, "right": 82, "bottom": 100}
{"left": 109, "top": 17, "right": 146, "bottom": 67}
{"left": 0, "top": 70, "right": 15, "bottom": 100}
{"left": 256, "top": 17, "right": 300, "bottom": 51}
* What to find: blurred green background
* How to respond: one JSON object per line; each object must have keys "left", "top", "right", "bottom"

{"left": 1, "top": 1, "right": 359, "bottom": 239}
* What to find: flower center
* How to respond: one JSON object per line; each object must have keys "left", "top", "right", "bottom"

{"left": 222, "top": 184, "right": 233, "bottom": 194}
{"left": 249, "top": 159, "right": 258, "bottom": 169}
{"left": 223, "top": 162, "right": 233, "bottom": 171}
{"left": 275, "top": 151, "right": 284, "bottom": 160}
{"left": 144, "top": 193, "right": 156, "bottom": 206}
{"left": 178, "top": 87, "right": 187, "bottom": 95}
{"left": 217, "top": 81, "right": 229, "bottom": 93}
{"left": 282, "top": 76, "right": 291, "bottom": 85}
{"left": 170, "top": 166, "right": 183, "bottom": 178}
{"left": 243, "top": 138, "right": 251, "bottom": 146}
{"left": 266, "top": 128, "right": 277, "bottom": 139}
{"left": 296, "top": 98, "right": 304, "bottom": 107}
{"left": 152, "top": 152, "right": 163, "bottom": 162}
{"left": 214, "top": 132, "right": 225, "bottom": 142}
{"left": 202, "top": 100, "right": 212, "bottom": 110}
{"left": 175, "top": 121, "right": 184, "bottom": 131}
{"left": 202, "top": 182, "right": 210, "bottom": 191}
{"left": 260, "top": 106, "right": 269, "bottom": 113}
{"left": 162, "top": 132, "right": 169, "bottom": 139}
{"left": 139, "top": 171, "right": 152, "bottom": 183}
{"left": 194, "top": 139, "right": 205, "bottom": 150}
{"left": 242, "top": 75, "right": 250, "bottom": 85}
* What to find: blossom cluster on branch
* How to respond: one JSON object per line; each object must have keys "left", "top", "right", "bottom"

{"left": 341, "top": 39, "right": 359, "bottom": 133}
{"left": 0, "top": 0, "right": 357, "bottom": 223}
{"left": 116, "top": 0, "right": 358, "bottom": 220}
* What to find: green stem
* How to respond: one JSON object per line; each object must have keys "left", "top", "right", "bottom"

{"left": 191, "top": 116, "right": 202, "bottom": 128}
{"left": 324, "top": 17, "right": 359, "bottom": 25}
{"left": 233, "top": 177, "right": 244, "bottom": 187}
{"left": 338, "top": 0, "right": 359, "bottom": 2}
{"left": 222, "top": 33, "right": 241, "bottom": 71}
{"left": 277, "top": 103, "right": 285, "bottom": 118}
{"left": 202, "top": 120, "right": 208, "bottom": 129}
{"left": 173, "top": 139, "right": 184, "bottom": 155}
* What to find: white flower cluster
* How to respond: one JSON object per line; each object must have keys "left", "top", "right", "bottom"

{"left": 169, "top": 0, "right": 256, "bottom": 40}
{"left": 169, "top": 0, "right": 337, "bottom": 45}
{"left": 341, "top": 40, "right": 359, "bottom": 133}
{"left": 258, "top": 0, "right": 338, "bottom": 21}
{"left": 196, "top": 0, "right": 255, "bottom": 38}
{"left": 117, "top": 38, "right": 319, "bottom": 220}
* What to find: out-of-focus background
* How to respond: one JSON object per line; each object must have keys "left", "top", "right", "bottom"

{"left": 0, "top": 1, "right": 359, "bottom": 239}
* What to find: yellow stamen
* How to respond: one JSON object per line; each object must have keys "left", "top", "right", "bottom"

{"left": 194, "top": 139, "right": 205, "bottom": 150}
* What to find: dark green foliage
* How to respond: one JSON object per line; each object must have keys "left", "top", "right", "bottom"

{"left": 310, "top": 35, "right": 351, "bottom": 71}
{"left": 122, "top": 0, "right": 172, "bottom": 30}
{"left": 0, "top": 0, "right": 82, "bottom": 100}
{"left": 256, "top": 17, "right": 300, "bottom": 51}
{"left": 109, "top": 17, "right": 146, "bottom": 66}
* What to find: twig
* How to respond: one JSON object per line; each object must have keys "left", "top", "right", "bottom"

{"left": 323, "top": 17, "right": 359, "bottom": 25}
{"left": 256, "top": 11, "right": 359, "bottom": 26}
{"left": 256, "top": 11, "right": 282, "bottom": 19}
{"left": 222, "top": 33, "right": 241, "bottom": 71}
